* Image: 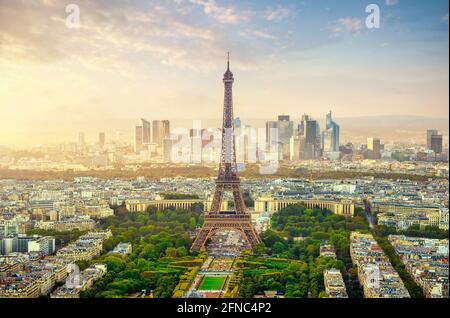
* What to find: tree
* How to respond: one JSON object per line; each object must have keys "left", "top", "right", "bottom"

{"left": 253, "top": 243, "right": 268, "bottom": 255}
{"left": 80, "top": 203, "right": 205, "bottom": 298}
{"left": 260, "top": 230, "right": 284, "bottom": 248}
{"left": 273, "top": 241, "right": 288, "bottom": 254}
{"left": 176, "top": 246, "right": 188, "bottom": 257}
{"left": 165, "top": 247, "right": 178, "bottom": 257}
{"left": 189, "top": 217, "right": 197, "bottom": 228}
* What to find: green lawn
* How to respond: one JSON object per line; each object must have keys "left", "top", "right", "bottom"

{"left": 198, "top": 276, "right": 227, "bottom": 291}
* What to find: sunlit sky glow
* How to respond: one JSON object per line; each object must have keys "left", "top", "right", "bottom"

{"left": 0, "top": 0, "right": 448, "bottom": 146}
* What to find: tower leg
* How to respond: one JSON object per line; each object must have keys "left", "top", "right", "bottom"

{"left": 232, "top": 189, "right": 246, "bottom": 214}
{"left": 210, "top": 190, "right": 224, "bottom": 214}
{"left": 191, "top": 227, "right": 212, "bottom": 251}
{"left": 242, "top": 228, "right": 261, "bottom": 248}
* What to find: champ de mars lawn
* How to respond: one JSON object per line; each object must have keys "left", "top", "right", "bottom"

{"left": 197, "top": 276, "right": 227, "bottom": 291}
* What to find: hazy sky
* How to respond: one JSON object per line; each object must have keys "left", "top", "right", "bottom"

{"left": 0, "top": 0, "right": 449, "bottom": 146}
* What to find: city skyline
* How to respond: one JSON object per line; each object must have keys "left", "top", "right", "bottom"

{"left": 0, "top": 113, "right": 449, "bottom": 149}
{"left": 0, "top": 0, "right": 449, "bottom": 147}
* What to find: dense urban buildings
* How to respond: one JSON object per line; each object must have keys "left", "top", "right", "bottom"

{"left": 0, "top": 169, "right": 447, "bottom": 299}
{"left": 51, "top": 264, "right": 107, "bottom": 298}
{"left": 0, "top": 230, "right": 110, "bottom": 298}
{"left": 389, "top": 235, "right": 448, "bottom": 298}
{"left": 324, "top": 269, "right": 348, "bottom": 298}
{"left": 0, "top": 235, "right": 55, "bottom": 256}
{"left": 350, "top": 232, "right": 410, "bottom": 298}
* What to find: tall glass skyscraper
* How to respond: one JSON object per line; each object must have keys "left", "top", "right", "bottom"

{"left": 427, "top": 129, "right": 439, "bottom": 150}
{"left": 152, "top": 120, "right": 170, "bottom": 145}
{"left": 324, "top": 111, "right": 340, "bottom": 152}
{"left": 141, "top": 118, "right": 151, "bottom": 144}
{"left": 277, "top": 115, "right": 294, "bottom": 145}
{"left": 304, "top": 119, "right": 319, "bottom": 159}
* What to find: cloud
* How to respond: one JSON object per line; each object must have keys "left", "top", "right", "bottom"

{"left": 265, "top": 6, "right": 291, "bottom": 22}
{"left": 442, "top": 14, "right": 449, "bottom": 22}
{"left": 239, "top": 29, "right": 275, "bottom": 40}
{"left": 329, "top": 17, "right": 363, "bottom": 36}
{"left": 189, "top": 0, "right": 241, "bottom": 24}
{"left": 0, "top": 0, "right": 231, "bottom": 71}
{"left": 385, "top": 0, "right": 399, "bottom": 6}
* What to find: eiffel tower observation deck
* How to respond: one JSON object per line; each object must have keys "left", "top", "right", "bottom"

{"left": 191, "top": 54, "right": 261, "bottom": 252}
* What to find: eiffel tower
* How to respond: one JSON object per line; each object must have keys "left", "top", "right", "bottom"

{"left": 191, "top": 54, "right": 261, "bottom": 251}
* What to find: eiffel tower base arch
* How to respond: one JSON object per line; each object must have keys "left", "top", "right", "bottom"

{"left": 191, "top": 214, "right": 261, "bottom": 251}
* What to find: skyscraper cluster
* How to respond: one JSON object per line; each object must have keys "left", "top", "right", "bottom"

{"left": 266, "top": 115, "right": 294, "bottom": 160}
{"left": 127, "top": 116, "right": 446, "bottom": 164}
{"left": 420, "top": 129, "right": 446, "bottom": 162}
{"left": 135, "top": 118, "right": 170, "bottom": 154}
{"left": 285, "top": 112, "right": 340, "bottom": 161}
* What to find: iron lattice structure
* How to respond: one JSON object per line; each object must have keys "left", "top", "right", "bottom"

{"left": 191, "top": 55, "right": 261, "bottom": 251}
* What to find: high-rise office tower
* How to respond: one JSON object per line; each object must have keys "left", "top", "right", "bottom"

{"left": 277, "top": 115, "right": 294, "bottom": 145}
{"left": 201, "top": 128, "right": 220, "bottom": 163}
{"left": 234, "top": 117, "right": 242, "bottom": 129}
{"left": 141, "top": 118, "right": 151, "bottom": 144}
{"left": 265, "top": 120, "right": 278, "bottom": 150}
{"left": 234, "top": 118, "right": 245, "bottom": 163}
{"left": 298, "top": 114, "right": 310, "bottom": 136}
{"left": 430, "top": 134, "right": 443, "bottom": 154}
{"left": 427, "top": 129, "right": 439, "bottom": 150}
{"left": 162, "top": 120, "right": 170, "bottom": 140}
{"left": 163, "top": 138, "right": 173, "bottom": 163}
{"left": 315, "top": 121, "right": 321, "bottom": 156}
{"left": 303, "top": 119, "right": 320, "bottom": 159}
{"left": 264, "top": 115, "right": 293, "bottom": 160}
{"left": 235, "top": 124, "right": 255, "bottom": 164}
{"left": 135, "top": 125, "right": 143, "bottom": 153}
{"left": 367, "top": 137, "right": 381, "bottom": 159}
{"left": 189, "top": 127, "right": 203, "bottom": 163}
{"left": 324, "top": 111, "right": 340, "bottom": 152}
{"left": 243, "top": 129, "right": 250, "bottom": 163}
{"left": 277, "top": 115, "right": 293, "bottom": 160}
{"left": 78, "top": 132, "right": 85, "bottom": 152}
{"left": 322, "top": 129, "right": 333, "bottom": 153}
{"left": 152, "top": 120, "right": 162, "bottom": 145}
{"left": 290, "top": 134, "right": 304, "bottom": 161}
{"left": 152, "top": 120, "right": 170, "bottom": 145}
{"left": 98, "top": 132, "right": 106, "bottom": 149}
